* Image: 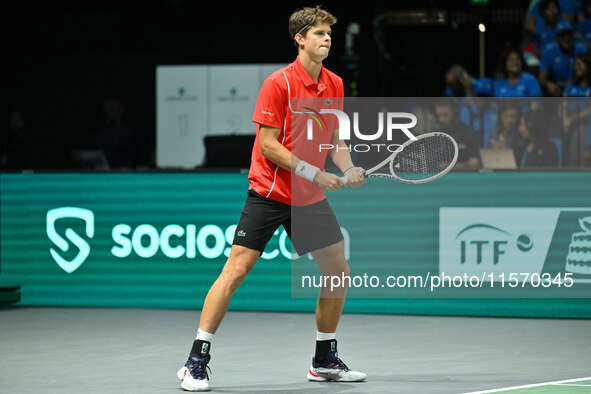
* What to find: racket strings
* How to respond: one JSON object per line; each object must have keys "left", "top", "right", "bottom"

{"left": 394, "top": 135, "right": 456, "bottom": 181}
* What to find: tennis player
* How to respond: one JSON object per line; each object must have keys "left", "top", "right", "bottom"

{"left": 177, "top": 6, "right": 367, "bottom": 391}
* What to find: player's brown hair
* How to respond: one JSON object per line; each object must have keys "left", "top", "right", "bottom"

{"left": 289, "top": 6, "right": 337, "bottom": 48}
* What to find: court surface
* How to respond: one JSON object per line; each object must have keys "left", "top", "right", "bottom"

{"left": 1, "top": 307, "right": 590, "bottom": 393}
{"left": 467, "top": 378, "right": 591, "bottom": 393}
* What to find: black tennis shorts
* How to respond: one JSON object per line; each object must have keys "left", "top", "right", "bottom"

{"left": 232, "top": 189, "right": 344, "bottom": 256}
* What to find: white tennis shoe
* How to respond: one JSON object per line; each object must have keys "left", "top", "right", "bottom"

{"left": 177, "top": 353, "right": 211, "bottom": 391}
{"left": 306, "top": 350, "right": 367, "bottom": 382}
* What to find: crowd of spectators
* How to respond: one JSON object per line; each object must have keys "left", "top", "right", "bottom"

{"left": 444, "top": 0, "right": 591, "bottom": 168}
{"left": 2, "top": 1, "right": 591, "bottom": 171}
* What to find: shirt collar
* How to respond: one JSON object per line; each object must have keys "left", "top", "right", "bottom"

{"left": 293, "top": 56, "right": 327, "bottom": 92}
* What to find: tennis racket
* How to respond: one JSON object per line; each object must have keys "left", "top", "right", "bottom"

{"left": 352, "top": 132, "right": 458, "bottom": 184}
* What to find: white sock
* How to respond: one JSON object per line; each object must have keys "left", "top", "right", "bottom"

{"left": 196, "top": 328, "right": 215, "bottom": 342}
{"left": 316, "top": 331, "right": 336, "bottom": 341}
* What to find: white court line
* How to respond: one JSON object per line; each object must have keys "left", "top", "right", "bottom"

{"left": 556, "top": 383, "right": 591, "bottom": 387}
{"left": 464, "top": 376, "right": 591, "bottom": 393}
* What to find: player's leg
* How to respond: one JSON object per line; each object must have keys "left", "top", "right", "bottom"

{"left": 312, "top": 241, "right": 349, "bottom": 332}
{"left": 178, "top": 245, "right": 259, "bottom": 391}
{"left": 178, "top": 189, "right": 289, "bottom": 391}
{"left": 306, "top": 241, "right": 366, "bottom": 382}
{"left": 288, "top": 200, "right": 367, "bottom": 383}
{"left": 199, "top": 245, "right": 261, "bottom": 333}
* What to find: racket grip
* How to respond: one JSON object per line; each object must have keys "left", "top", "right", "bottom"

{"left": 340, "top": 168, "right": 368, "bottom": 184}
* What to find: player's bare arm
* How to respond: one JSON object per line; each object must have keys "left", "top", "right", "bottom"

{"left": 259, "top": 125, "right": 347, "bottom": 191}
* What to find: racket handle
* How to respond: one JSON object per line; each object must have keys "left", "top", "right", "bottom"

{"left": 341, "top": 172, "right": 369, "bottom": 181}
{"left": 340, "top": 168, "right": 368, "bottom": 184}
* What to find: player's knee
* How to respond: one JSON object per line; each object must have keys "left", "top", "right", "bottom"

{"left": 222, "top": 254, "right": 256, "bottom": 291}
{"left": 319, "top": 258, "right": 350, "bottom": 277}
{"left": 333, "top": 263, "right": 350, "bottom": 279}
{"left": 221, "top": 265, "right": 248, "bottom": 291}
{"left": 342, "top": 264, "right": 351, "bottom": 278}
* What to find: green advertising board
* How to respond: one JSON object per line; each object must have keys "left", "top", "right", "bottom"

{"left": 1, "top": 172, "right": 590, "bottom": 318}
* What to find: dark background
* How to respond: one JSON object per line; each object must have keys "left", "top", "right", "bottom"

{"left": 3, "top": 0, "right": 529, "bottom": 168}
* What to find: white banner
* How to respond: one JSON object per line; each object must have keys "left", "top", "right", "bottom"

{"left": 156, "top": 66, "right": 207, "bottom": 169}
{"left": 209, "top": 65, "right": 259, "bottom": 135}
{"left": 156, "top": 64, "right": 286, "bottom": 168}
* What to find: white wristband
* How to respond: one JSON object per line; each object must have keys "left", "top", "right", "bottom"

{"left": 295, "top": 160, "right": 319, "bottom": 182}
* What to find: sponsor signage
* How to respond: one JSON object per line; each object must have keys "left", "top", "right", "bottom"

{"left": 1, "top": 172, "right": 590, "bottom": 315}
{"left": 440, "top": 208, "right": 591, "bottom": 282}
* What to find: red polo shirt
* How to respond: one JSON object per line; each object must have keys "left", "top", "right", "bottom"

{"left": 250, "top": 56, "right": 344, "bottom": 206}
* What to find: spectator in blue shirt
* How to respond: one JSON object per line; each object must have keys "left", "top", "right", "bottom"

{"left": 467, "top": 78, "right": 498, "bottom": 147}
{"left": 539, "top": 21, "right": 589, "bottom": 96}
{"left": 444, "top": 64, "right": 476, "bottom": 97}
{"left": 564, "top": 53, "right": 591, "bottom": 97}
{"left": 525, "top": 0, "right": 579, "bottom": 34}
{"left": 443, "top": 66, "right": 497, "bottom": 145}
{"left": 494, "top": 49, "right": 543, "bottom": 97}
{"left": 473, "top": 78, "right": 493, "bottom": 97}
{"left": 489, "top": 102, "right": 523, "bottom": 152}
{"left": 535, "top": 0, "right": 570, "bottom": 49}
{"left": 514, "top": 109, "right": 560, "bottom": 167}
{"left": 577, "top": 0, "right": 591, "bottom": 51}
{"left": 563, "top": 54, "right": 591, "bottom": 165}
{"left": 434, "top": 99, "right": 481, "bottom": 170}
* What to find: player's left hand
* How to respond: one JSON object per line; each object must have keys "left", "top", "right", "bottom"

{"left": 344, "top": 167, "right": 366, "bottom": 188}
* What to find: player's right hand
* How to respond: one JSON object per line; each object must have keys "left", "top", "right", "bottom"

{"left": 313, "top": 171, "right": 348, "bottom": 191}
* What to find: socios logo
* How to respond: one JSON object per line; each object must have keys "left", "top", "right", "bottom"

{"left": 454, "top": 223, "right": 533, "bottom": 265}
{"left": 46, "top": 207, "right": 95, "bottom": 273}
{"left": 45, "top": 207, "right": 350, "bottom": 271}
{"left": 110, "top": 224, "right": 296, "bottom": 260}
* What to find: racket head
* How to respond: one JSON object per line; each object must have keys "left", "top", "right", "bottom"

{"left": 366, "top": 132, "right": 458, "bottom": 184}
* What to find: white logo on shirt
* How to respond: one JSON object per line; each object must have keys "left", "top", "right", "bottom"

{"left": 261, "top": 110, "right": 274, "bottom": 116}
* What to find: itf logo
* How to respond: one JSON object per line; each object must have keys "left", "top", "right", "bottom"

{"left": 454, "top": 224, "right": 533, "bottom": 265}
{"left": 439, "top": 208, "right": 559, "bottom": 278}
{"left": 46, "top": 207, "right": 95, "bottom": 273}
